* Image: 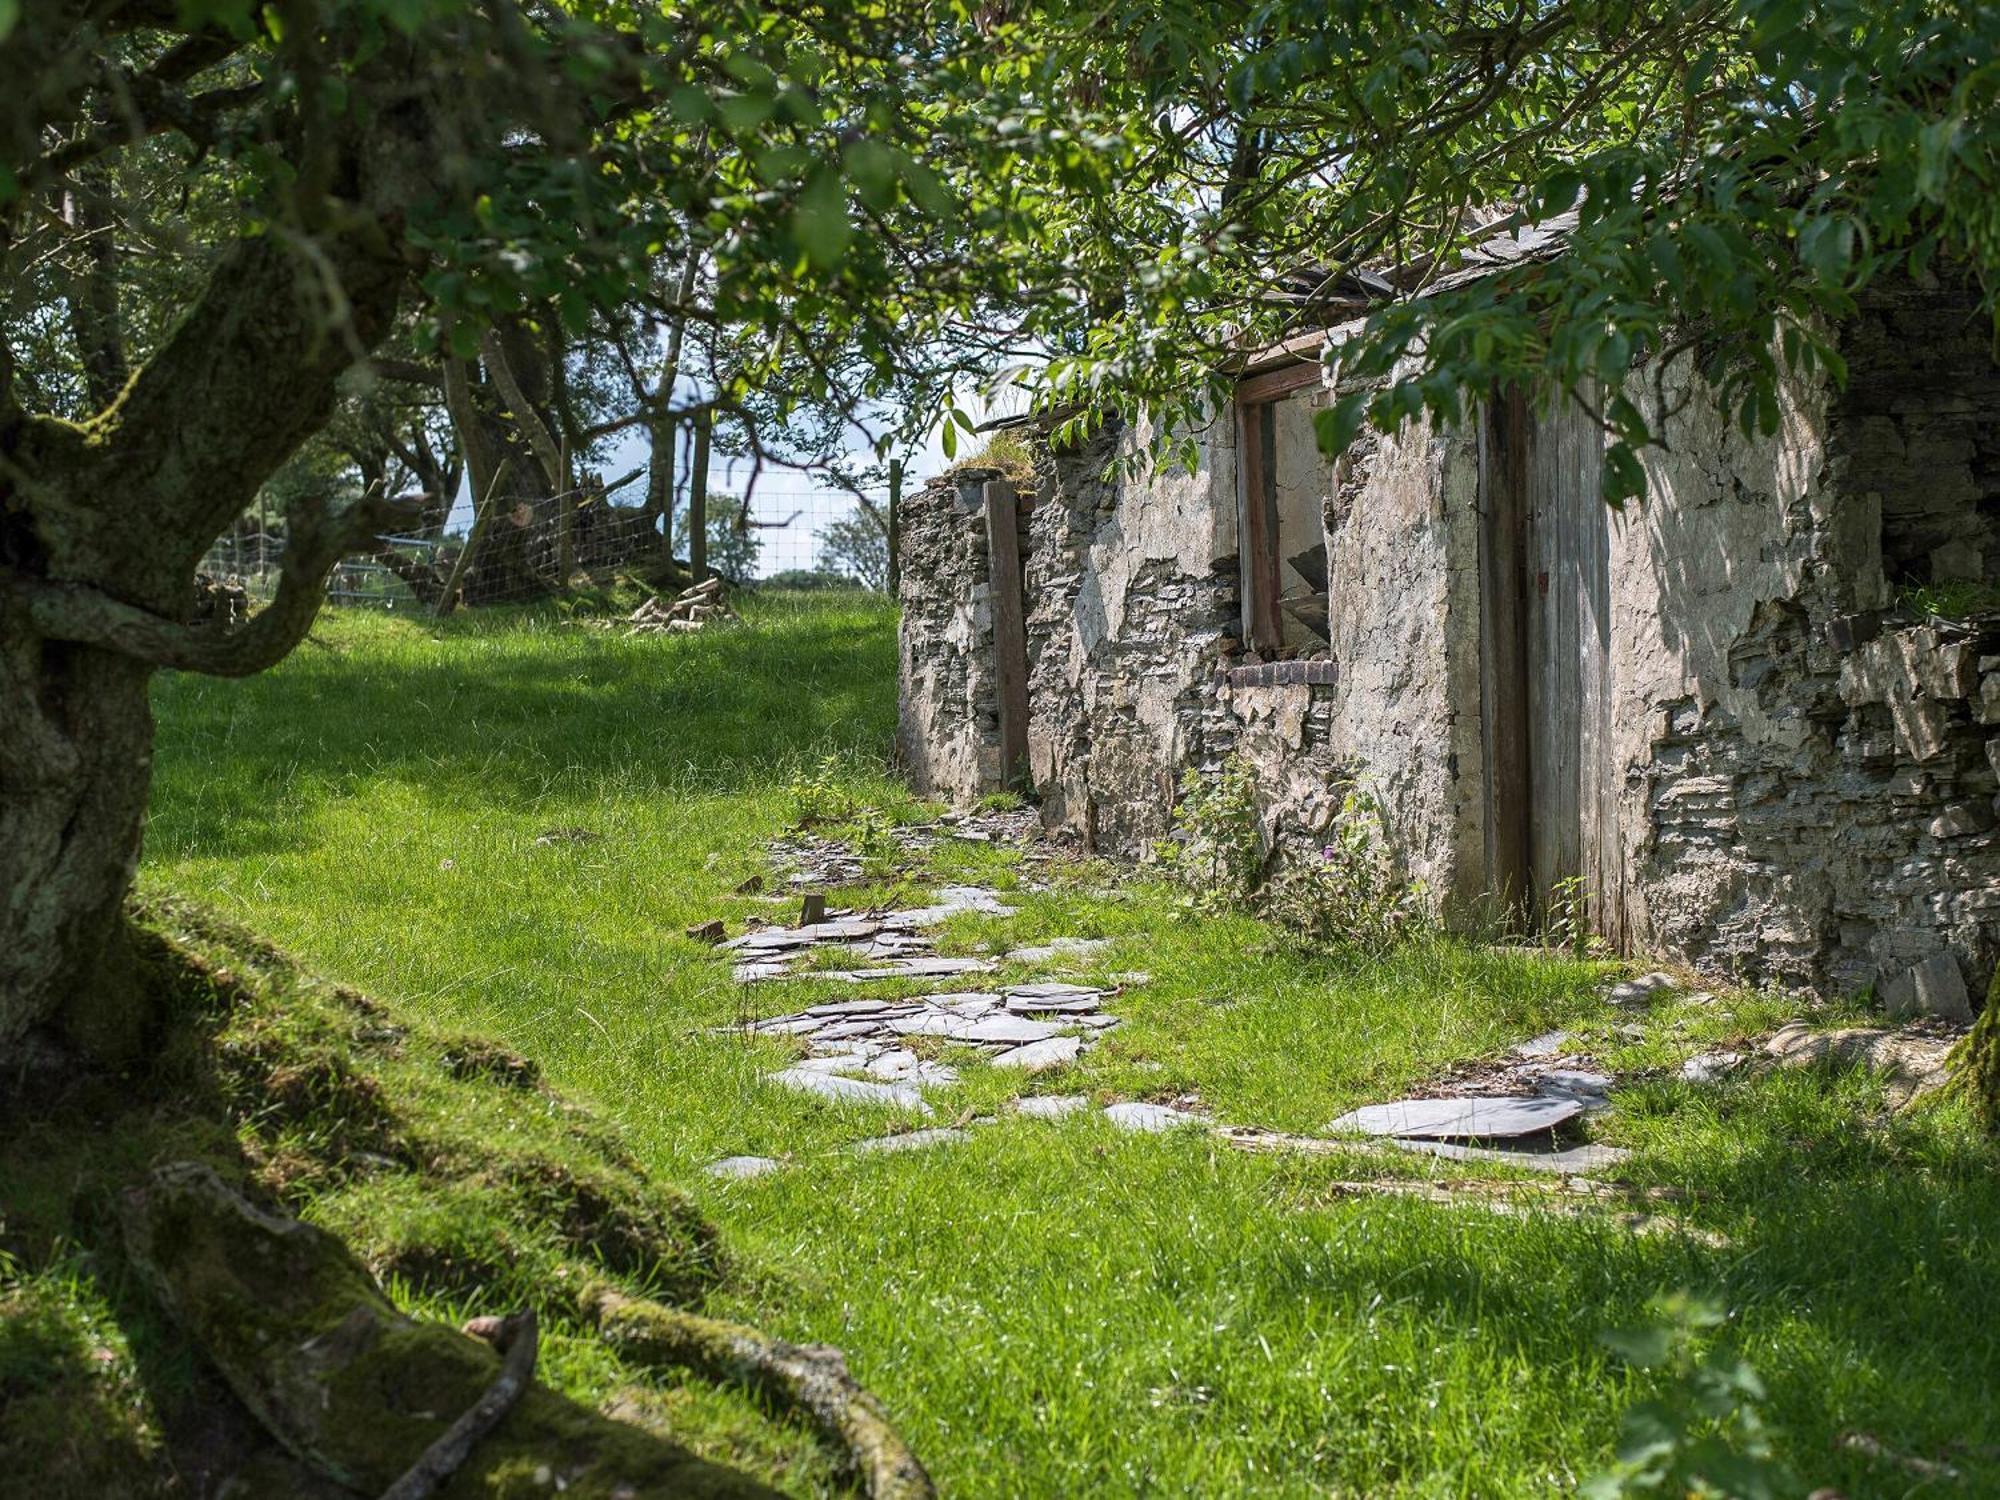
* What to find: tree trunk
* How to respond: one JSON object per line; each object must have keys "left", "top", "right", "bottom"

{"left": 0, "top": 611, "right": 157, "bottom": 1056}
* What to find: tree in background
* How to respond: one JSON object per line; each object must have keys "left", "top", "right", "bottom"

{"left": 816, "top": 507, "right": 890, "bottom": 591}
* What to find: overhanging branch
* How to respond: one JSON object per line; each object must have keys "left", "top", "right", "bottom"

{"left": 11, "top": 488, "right": 417, "bottom": 677}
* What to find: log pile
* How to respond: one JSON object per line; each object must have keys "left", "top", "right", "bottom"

{"left": 625, "top": 577, "right": 735, "bottom": 635}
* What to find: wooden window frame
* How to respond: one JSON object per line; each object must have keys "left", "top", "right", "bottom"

{"left": 1233, "top": 359, "right": 1324, "bottom": 655}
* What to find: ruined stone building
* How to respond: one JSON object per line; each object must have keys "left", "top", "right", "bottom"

{"left": 896, "top": 255, "right": 2000, "bottom": 1015}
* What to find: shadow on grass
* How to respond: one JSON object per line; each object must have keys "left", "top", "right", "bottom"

{"left": 148, "top": 592, "right": 900, "bottom": 863}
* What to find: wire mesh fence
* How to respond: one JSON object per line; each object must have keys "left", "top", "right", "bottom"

{"left": 198, "top": 475, "right": 901, "bottom": 616}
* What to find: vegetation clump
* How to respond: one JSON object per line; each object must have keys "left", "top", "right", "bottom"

{"left": 1157, "top": 756, "right": 1428, "bottom": 956}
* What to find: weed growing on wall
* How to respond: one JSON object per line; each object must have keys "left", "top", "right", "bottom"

{"left": 1157, "top": 756, "right": 1427, "bottom": 955}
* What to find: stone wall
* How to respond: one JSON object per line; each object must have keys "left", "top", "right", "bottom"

{"left": 894, "top": 275, "right": 2000, "bottom": 1007}
{"left": 1607, "top": 284, "right": 2000, "bottom": 1012}
{"left": 895, "top": 466, "right": 1019, "bottom": 803}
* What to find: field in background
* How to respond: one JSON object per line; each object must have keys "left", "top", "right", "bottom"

{"left": 139, "top": 592, "right": 2000, "bottom": 1497}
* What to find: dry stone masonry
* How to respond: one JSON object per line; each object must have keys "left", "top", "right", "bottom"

{"left": 898, "top": 270, "right": 2000, "bottom": 1011}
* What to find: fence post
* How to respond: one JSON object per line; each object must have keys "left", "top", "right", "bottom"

{"left": 886, "top": 456, "right": 903, "bottom": 596}
{"left": 689, "top": 408, "right": 712, "bottom": 582}
{"left": 556, "top": 432, "right": 575, "bottom": 589}
{"left": 983, "top": 478, "right": 1029, "bottom": 791}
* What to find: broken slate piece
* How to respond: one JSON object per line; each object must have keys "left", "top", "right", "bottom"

{"left": 1532, "top": 1069, "right": 1613, "bottom": 1099}
{"left": 826, "top": 956, "right": 997, "bottom": 982}
{"left": 848, "top": 1128, "right": 971, "bottom": 1155}
{"left": 963, "top": 1014, "right": 1065, "bottom": 1045}
{"left": 1013, "top": 1095, "right": 1091, "bottom": 1119}
{"left": 991, "top": 1035, "right": 1083, "bottom": 1073}
{"left": 1680, "top": 1051, "right": 1743, "bottom": 1083}
{"left": 887, "top": 1011, "right": 981, "bottom": 1039}
{"left": 1006, "top": 937, "right": 1113, "bottom": 964}
{"left": 1513, "top": 1030, "right": 1571, "bottom": 1059}
{"left": 769, "top": 1069, "right": 932, "bottom": 1114}
{"left": 1003, "top": 983, "right": 1104, "bottom": 1014}
{"left": 1606, "top": 971, "right": 1678, "bottom": 1006}
{"left": 1329, "top": 1096, "right": 1582, "bottom": 1141}
{"left": 805, "top": 999, "right": 896, "bottom": 1018}
{"left": 1388, "top": 1139, "right": 1631, "bottom": 1174}
{"left": 1103, "top": 1102, "right": 1207, "bottom": 1133}
{"left": 733, "top": 961, "right": 797, "bottom": 983}
{"left": 705, "top": 1155, "right": 783, "bottom": 1179}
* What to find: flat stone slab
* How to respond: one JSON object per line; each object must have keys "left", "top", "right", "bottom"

{"left": 863, "top": 1050, "right": 959, "bottom": 1085}
{"left": 705, "top": 1155, "right": 783, "bottom": 1179}
{"left": 1680, "top": 1051, "right": 1744, "bottom": 1083}
{"left": 887, "top": 1011, "right": 982, "bottom": 1039}
{"left": 848, "top": 1128, "right": 970, "bottom": 1155}
{"left": 1103, "top": 1102, "right": 1208, "bottom": 1133}
{"left": 963, "top": 1014, "right": 1065, "bottom": 1045}
{"left": 825, "top": 957, "right": 996, "bottom": 982}
{"left": 1513, "top": 1030, "right": 1571, "bottom": 1059}
{"left": 879, "top": 887, "right": 1018, "bottom": 928}
{"left": 805, "top": 999, "right": 897, "bottom": 1018}
{"left": 1607, "top": 971, "right": 1678, "bottom": 1006}
{"left": 991, "top": 1035, "right": 1082, "bottom": 1073}
{"left": 1388, "top": 1138, "right": 1631, "bottom": 1174}
{"left": 1013, "top": 1095, "right": 1091, "bottom": 1119}
{"left": 1006, "top": 937, "right": 1113, "bottom": 964}
{"left": 1532, "top": 1069, "right": 1614, "bottom": 1099}
{"left": 1329, "top": 1096, "right": 1582, "bottom": 1141}
{"left": 770, "top": 1069, "right": 932, "bottom": 1114}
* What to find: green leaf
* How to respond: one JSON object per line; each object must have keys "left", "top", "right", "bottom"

{"left": 0, "top": 0, "right": 18, "bottom": 40}
{"left": 1311, "top": 391, "right": 1369, "bottom": 457}
{"left": 793, "top": 170, "right": 851, "bottom": 270}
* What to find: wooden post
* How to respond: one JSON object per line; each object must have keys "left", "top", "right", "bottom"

{"left": 1235, "top": 397, "right": 1283, "bottom": 652}
{"left": 689, "top": 409, "right": 711, "bottom": 581}
{"left": 1477, "top": 385, "right": 1532, "bottom": 919}
{"left": 983, "top": 478, "right": 1030, "bottom": 791}
{"left": 654, "top": 416, "right": 678, "bottom": 568}
{"left": 555, "top": 431, "right": 575, "bottom": 589}
{"left": 885, "top": 456, "right": 903, "bottom": 596}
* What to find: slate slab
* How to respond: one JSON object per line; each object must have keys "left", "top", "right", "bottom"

{"left": 887, "top": 1012, "right": 982, "bottom": 1039}
{"left": 1532, "top": 1069, "right": 1614, "bottom": 1099}
{"left": 705, "top": 1156, "right": 783, "bottom": 1179}
{"left": 805, "top": 999, "right": 896, "bottom": 1018}
{"left": 1513, "top": 1030, "right": 1571, "bottom": 1059}
{"left": 769, "top": 1069, "right": 932, "bottom": 1114}
{"left": 1013, "top": 1095, "right": 1090, "bottom": 1119}
{"left": 963, "top": 1014, "right": 1065, "bottom": 1045}
{"left": 1329, "top": 1096, "right": 1582, "bottom": 1141}
{"left": 1006, "top": 937, "right": 1113, "bottom": 964}
{"left": 1387, "top": 1139, "right": 1632, "bottom": 1173}
{"left": 1103, "top": 1102, "right": 1207, "bottom": 1133}
{"left": 991, "top": 1036, "right": 1082, "bottom": 1072}
{"left": 849, "top": 1128, "right": 971, "bottom": 1155}
{"left": 1680, "top": 1051, "right": 1743, "bottom": 1083}
{"left": 1607, "top": 971, "right": 1678, "bottom": 1006}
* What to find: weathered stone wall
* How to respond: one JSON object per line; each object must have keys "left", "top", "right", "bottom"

{"left": 1608, "top": 282, "right": 2000, "bottom": 1011}
{"left": 895, "top": 277, "right": 2000, "bottom": 1006}
{"left": 895, "top": 467, "right": 1019, "bottom": 803}
{"left": 1022, "top": 416, "right": 1243, "bottom": 852}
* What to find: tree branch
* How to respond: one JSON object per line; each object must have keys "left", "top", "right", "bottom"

{"left": 12, "top": 487, "right": 418, "bottom": 676}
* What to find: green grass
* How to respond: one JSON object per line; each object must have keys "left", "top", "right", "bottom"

{"left": 111, "top": 589, "right": 2000, "bottom": 1496}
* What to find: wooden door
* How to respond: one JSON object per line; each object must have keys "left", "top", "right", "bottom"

{"left": 1481, "top": 388, "right": 1622, "bottom": 943}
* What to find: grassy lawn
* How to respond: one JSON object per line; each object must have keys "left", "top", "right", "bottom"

{"left": 131, "top": 591, "right": 2000, "bottom": 1497}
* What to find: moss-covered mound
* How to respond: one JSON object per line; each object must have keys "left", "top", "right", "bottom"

{"left": 0, "top": 899, "right": 824, "bottom": 1498}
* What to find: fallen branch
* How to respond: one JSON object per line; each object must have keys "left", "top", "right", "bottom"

{"left": 378, "top": 1311, "right": 539, "bottom": 1500}
{"left": 585, "top": 1286, "right": 935, "bottom": 1500}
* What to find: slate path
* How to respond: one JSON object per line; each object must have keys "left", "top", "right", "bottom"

{"left": 703, "top": 853, "right": 1676, "bottom": 1186}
